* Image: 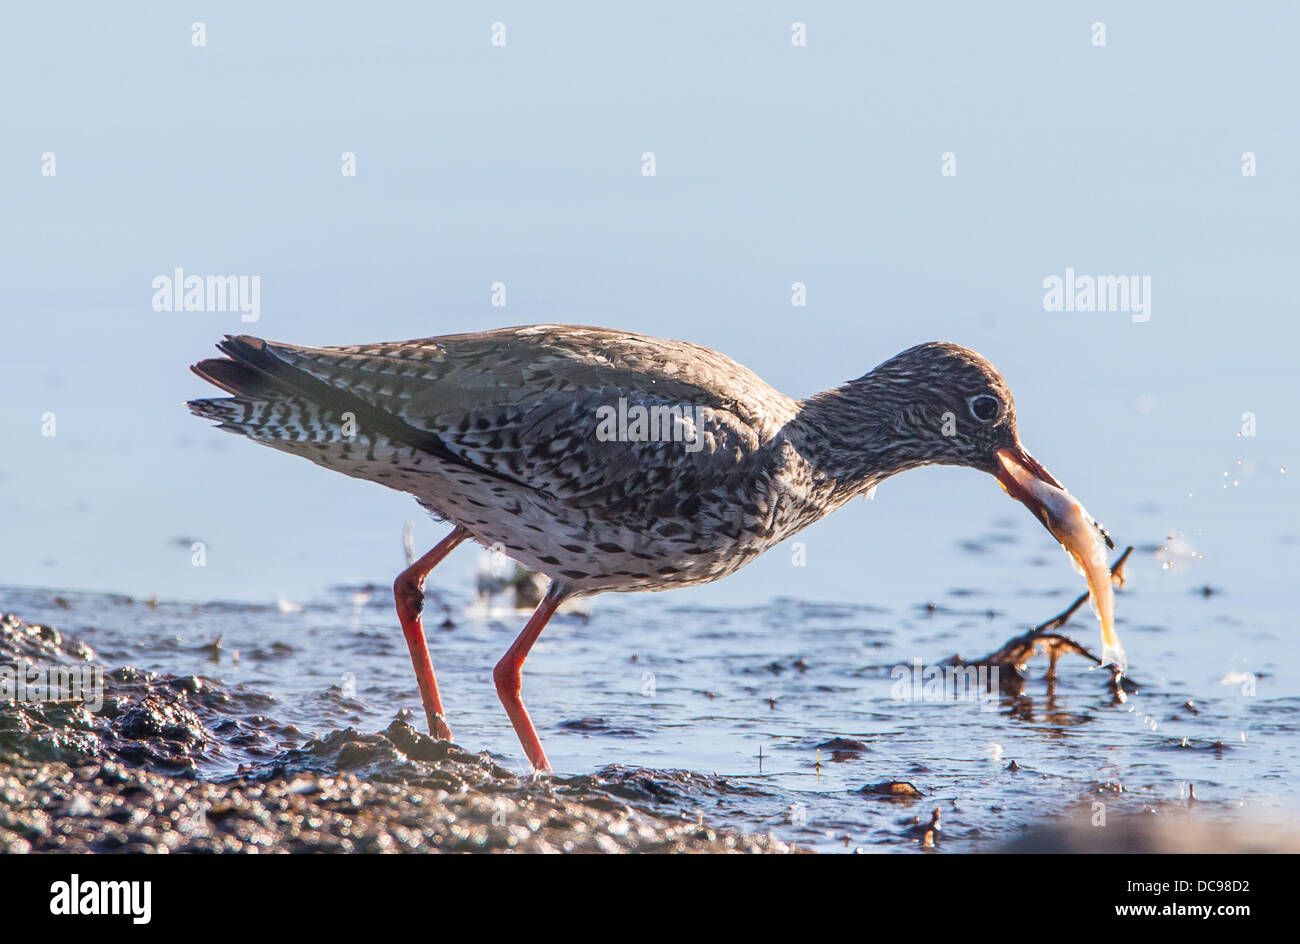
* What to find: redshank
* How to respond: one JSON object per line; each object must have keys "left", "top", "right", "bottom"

{"left": 189, "top": 326, "right": 1123, "bottom": 771}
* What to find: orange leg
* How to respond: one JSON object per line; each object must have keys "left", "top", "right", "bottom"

{"left": 394, "top": 525, "right": 469, "bottom": 740}
{"left": 493, "top": 583, "right": 568, "bottom": 772}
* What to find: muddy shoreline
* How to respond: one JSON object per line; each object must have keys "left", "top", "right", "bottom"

{"left": 4, "top": 593, "right": 1296, "bottom": 855}
{"left": 0, "top": 611, "right": 790, "bottom": 853}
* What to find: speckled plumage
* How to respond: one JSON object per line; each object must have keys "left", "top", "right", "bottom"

{"left": 188, "top": 324, "right": 1106, "bottom": 771}
{"left": 189, "top": 325, "right": 1020, "bottom": 597}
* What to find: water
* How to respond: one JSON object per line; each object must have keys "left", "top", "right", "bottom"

{"left": 1, "top": 2, "right": 1298, "bottom": 850}
{"left": 4, "top": 508, "right": 1294, "bottom": 852}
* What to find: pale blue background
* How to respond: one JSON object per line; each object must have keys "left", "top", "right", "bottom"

{"left": 2, "top": 2, "right": 1296, "bottom": 622}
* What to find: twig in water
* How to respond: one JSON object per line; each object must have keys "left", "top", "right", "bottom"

{"left": 1031, "top": 545, "right": 1133, "bottom": 636}
{"left": 957, "top": 546, "right": 1134, "bottom": 681}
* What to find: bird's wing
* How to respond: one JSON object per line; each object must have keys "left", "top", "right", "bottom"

{"left": 205, "top": 325, "right": 800, "bottom": 515}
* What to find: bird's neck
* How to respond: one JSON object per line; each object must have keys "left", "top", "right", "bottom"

{"left": 788, "top": 376, "right": 933, "bottom": 502}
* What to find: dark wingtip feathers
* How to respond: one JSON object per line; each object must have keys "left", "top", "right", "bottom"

{"left": 217, "top": 334, "right": 268, "bottom": 358}
{"left": 191, "top": 335, "right": 294, "bottom": 399}
{"left": 190, "top": 356, "right": 277, "bottom": 397}
{"left": 190, "top": 336, "right": 280, "bottom": 418}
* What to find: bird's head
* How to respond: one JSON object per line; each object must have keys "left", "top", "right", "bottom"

{"left": 862, "top": 341, "right": 1021, "bottom": 474}
{"left": 863, "top": 344, "right": 1108, "bottom": 521}
{"left": 815, "top": 341, "right": 1124, "bottom": 667}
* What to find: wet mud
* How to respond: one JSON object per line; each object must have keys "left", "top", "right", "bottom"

{"left": 0, "top": 612, "right": 789, "bottom": 853}
{"left": 2, "top": 539, "right": 1295, "bottom": 855}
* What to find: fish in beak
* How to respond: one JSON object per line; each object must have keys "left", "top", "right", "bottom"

{"left": 994, "top": 445, "right": 1125, "bottom": 670}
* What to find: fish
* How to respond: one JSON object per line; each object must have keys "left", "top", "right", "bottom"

{"left": 994, "top": 447, "right": 1125, "bottom": 670}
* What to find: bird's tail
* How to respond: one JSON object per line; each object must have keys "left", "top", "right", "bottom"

{"left": 189, "top": 334, "right": 514, "bottom": 495}
{"left": 188, "top": 336, "right": 374, "bottom": 456}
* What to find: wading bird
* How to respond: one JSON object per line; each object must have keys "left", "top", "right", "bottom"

{"left": 189, "top": 326, "right": 1122, "bottom": 771}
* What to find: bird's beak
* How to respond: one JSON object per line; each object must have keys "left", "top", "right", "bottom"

{"left": 994, "top": 445, "right": 1125, "bottom": 669}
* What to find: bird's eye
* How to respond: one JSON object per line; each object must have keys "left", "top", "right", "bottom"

{"left": 968, "top": 395, "right": 1001, "bottom": 423}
